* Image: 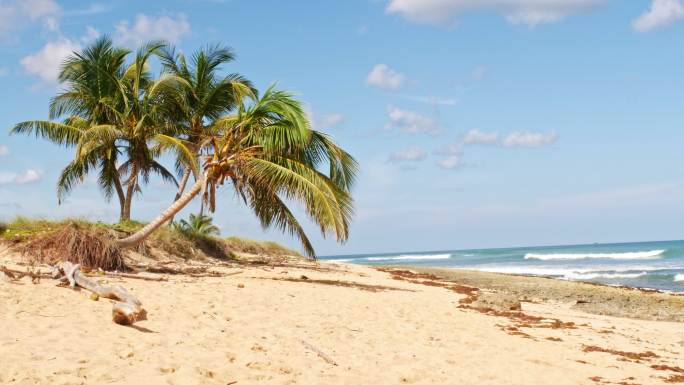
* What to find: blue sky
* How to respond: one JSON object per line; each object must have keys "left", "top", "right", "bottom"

{"left": 1, "top": 0, "right": 684, "bottom": 256}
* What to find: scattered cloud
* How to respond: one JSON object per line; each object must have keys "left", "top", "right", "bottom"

{"left": 0, "top": 146, "right": 8, "bottom": 156}
{"left": 438, "top": 154, "right": 464, "bottom": 170}
{"left": 357, "top": 25, "right": 369, "bottom": 36}
{"left": 115, "top": 13, "right": 191, "bottom": 46}
{"left": 0, "top": 67, "right": 7, "bottom": 76}
{"left": 632, "top": 0, "right": 684, "bottom": 32}
{"left": 21, "top": 0, "right": 60, "bottom": 29}
{"left": 0, "top": 0, "right": 61, "bottom": 39}
{"left": 400, "top": 95, "right": 458, "bottom": 106}
{"left": 0, "top": 169, "right": 41, "bottom": 185}
{"left": 435, "top": 137, "right": 465, "bottom": 169}
{"left": 20, "top": 38, "right": 81, "bottom": 84}
{"left": 385, "top": 106, "right": 442, "bottom": 135}
{"left": 436, "top": 128, "right": 557, "bottom": 170}
{"left": 502, "top": 130, "right": 558, "bottom": 148}
{"left": 317, "top": 113, "right": 344, "bottom": 129}
{"left": 306, "top": 107, "right": 345, "bottom": 130}
{"left": 82, "top": 26, "right": 101, "bottom": 42}
{"left": 385, "top": 0, "right": 605, "bottom": 27}
{"left": 65, "top": 3, "right": 112, "bottom": 16}
{"left": 366, "top": 64, "right": 407, "bottom": 90}
{"left": 389, "top": 146, "right": 428, "bottom": 162}
{"left": 463, "top": 128, "right": 499, "bottom": 145}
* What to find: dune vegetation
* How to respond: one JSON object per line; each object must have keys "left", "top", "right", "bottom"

{"left": 0, "top": 216, "right": 301, "bottom": 268}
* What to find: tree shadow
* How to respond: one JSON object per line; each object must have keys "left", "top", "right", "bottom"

{"left": 126, "top": 324, "right": 157, "bottom": 333}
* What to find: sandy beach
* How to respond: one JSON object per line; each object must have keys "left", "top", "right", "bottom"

{"left": 2, "top": 247, "right": 683, "bottom": 385}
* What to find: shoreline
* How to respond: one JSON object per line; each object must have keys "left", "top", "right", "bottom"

{"left": 395, "top": 265, "right": 684, "bottom": 322}
{"left": 409, "top": 265, "right": 684, "bottom": 294}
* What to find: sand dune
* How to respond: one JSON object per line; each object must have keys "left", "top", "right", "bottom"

{"left": 1, "top": 252, "right": 683, "bottom": 384}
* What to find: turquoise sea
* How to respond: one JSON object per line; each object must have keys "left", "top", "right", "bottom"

{"left": 321, "top": 240, "right": 684, "bottom": 293}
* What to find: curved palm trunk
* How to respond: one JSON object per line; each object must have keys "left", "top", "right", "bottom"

{"left": 116, "top": 178, "right": 203, "bottom": 248}
{"left": 168, "top": 168, "right": 192, "bottom": 223}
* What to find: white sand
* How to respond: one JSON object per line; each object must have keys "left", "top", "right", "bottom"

{"left": 1, "top": 255, "right": 683, "bottom": 384}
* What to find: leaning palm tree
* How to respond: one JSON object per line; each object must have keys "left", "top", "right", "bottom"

{"left": 175, "top": 213, "right": 220, "bottom": 236}
{"left": 116, "top": 86, "right": 357, "bottom": 257}
{"left": 157, "top": 44, "right": 256, "bottom": 219}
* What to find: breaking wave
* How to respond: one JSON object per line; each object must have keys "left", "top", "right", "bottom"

{"left": 524, "top": 250, "right": 665, "bottom": 261}
{"left": 366, "top": 254, "right": 451, "bottom": 262}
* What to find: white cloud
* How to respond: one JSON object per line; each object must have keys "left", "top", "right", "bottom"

{"left": 502, "top": 130, "right": 558, "bottom": 148}
{"left": 82, "top": 26, "right": 101, "bottom": 42}
{"left": 400, "top": 95, "right": 458, "bottom": 106}
{"left": 0, "top": 0, "right": 61, "bottom": 39}
{"left": 20, "top": 38, "right": 81, "bottom": 83}
{"left": 306, "top": 107, "right": 345, "bottom": 130}
{"left": 632, "top": 0, "right": 684, "bottom": 32}
{"left": 317, "top": 113, "right": 344, "bottom": 129}
{"left": 0, "top": 169, "right": 41, "bottom": 185}
{"left": 366, "top": 64, "right": 407, "bottom": 90}
{"left": 0, "top": 146, "right": 8, "bottom": 156}
{"left": 20, "top": 0, "right": 60, "bottom": 29}
{"left": 385, "top": 106, "right": 442, "bottom": 135}
{"left": 389, "top": 146, "right": 427, "bottom": 162}
{"left": 115, "top": 13, "right": 191, "bottom": 46}
{"left": 0, "top": 67, "right": 7, "bottom": 76}
{"left": 65, "top": 3, "right": 111, "bottom": 16}
{"left": 463, "top": 128, "right": 499, "bottom": 145}
{"left": 386, "top": 0, "right": 604, "bottom": 27}
{"left": 438, "top": 154, "right": 464, "bottom": 170}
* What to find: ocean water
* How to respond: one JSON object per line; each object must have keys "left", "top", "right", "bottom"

{"left": 321, "top": 240, "right": 684, "bottom": 293}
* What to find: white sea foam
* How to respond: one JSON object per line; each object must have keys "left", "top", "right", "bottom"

{"left": 524, "top": 250, "right": 665, "bottom": 261}
{"left": 466, "top": 265, "right": 672, "bottom": 279}
{"left": 674, "top": 274, "right": 684, "bottom": 282}
{"left": 366, "top": 254, "right": 451, "bottom": 262}
{"left": 563, "top": 272, "right": 647, "bottom": 280}
{"left": 329, "top": 258, "right": 353, "bottom": 262}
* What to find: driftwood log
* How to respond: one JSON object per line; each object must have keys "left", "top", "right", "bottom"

{"left": 53, "top": 261, "right": 147, "bottom": 325}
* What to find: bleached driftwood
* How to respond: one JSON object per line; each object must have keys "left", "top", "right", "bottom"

{"left": 53, "top": 261, "right": 147, "bottom": 325}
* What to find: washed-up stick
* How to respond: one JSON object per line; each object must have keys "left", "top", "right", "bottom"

{"left": 300, "top": 339, "right": 337, "bottom": 366}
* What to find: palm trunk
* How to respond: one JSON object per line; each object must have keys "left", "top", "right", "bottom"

{"left": 116, "top": 178, "right": 203, "bottom": 248}
{"left": 113, "top": 174, "right": 126, "bottom": 222}
{"left": 121, "top": 164, "right": 138, "bottom": 222}
{"left": 169, "top": 168, "right": 192, "bottom": 223}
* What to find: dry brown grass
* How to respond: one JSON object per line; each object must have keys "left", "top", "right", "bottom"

{"left": 17, "top": 222, "right": 126, "bottom": 271}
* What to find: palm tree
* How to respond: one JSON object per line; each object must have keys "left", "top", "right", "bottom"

{"left": 175, "top": 213, "right": 220, "bottom": 236}
{"left": 115, "top": 86, "right": 358, "bottom": 257}
{"left": 156, "top": 44, "right": 256, "bottom": 220}
{"left": 109, "top": 40, "right": 190, "bottom": 221}
{"left": 11, "top": 37, "right": 190, "bottom": 222}
{"left": 11, "top": 38, "right": 130, "bottom": 219}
